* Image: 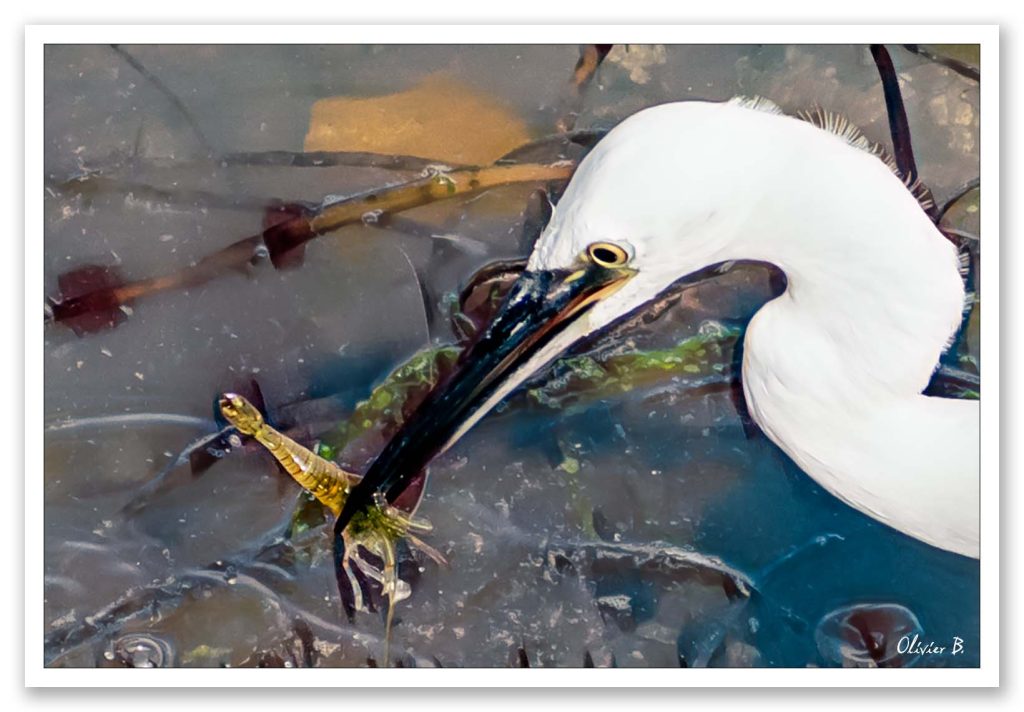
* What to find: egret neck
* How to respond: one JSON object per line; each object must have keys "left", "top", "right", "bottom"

{"left": 338, "top": 99, "right": 980, "bottom": 559}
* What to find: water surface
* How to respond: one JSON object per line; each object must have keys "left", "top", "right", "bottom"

{"left": 43, "top": 44, "right": 981, "bottom": 668}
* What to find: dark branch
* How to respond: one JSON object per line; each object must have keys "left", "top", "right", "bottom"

{"left": 219, "top": 149, "right": 464, "bottom": 172}
{"left": 903, "top": 44, "right": 980, "bottom": 83}
{"left": 47, "top": 163, "right": 574, "bottom": 334}
{"left": 869, "top": 46, "right": 919, "bottom": 186}
{"left": 497, "top": 128, "right": 608, "bottom": 163}
{"left": 870, "top": 44, "right": 939, "bottom": 222}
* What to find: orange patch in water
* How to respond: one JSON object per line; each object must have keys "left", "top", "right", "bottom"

{"left": 304, "top": 74, "right": 531, "bottom": 165}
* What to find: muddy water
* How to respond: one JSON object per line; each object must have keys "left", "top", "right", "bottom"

{"left": 43, "top": 44, "right": 980, "bottom": 668}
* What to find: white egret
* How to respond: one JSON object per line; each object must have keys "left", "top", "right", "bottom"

{"left": 339, "top": 97, "right": 979, "bottom": 560}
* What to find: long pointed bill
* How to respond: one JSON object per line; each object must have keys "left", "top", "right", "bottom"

{"left": 336, "top": 261, "right": 635, "bottom": 531}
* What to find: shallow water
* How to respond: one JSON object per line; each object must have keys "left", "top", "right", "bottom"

{"left": 43, "top": 44, "right": 981, "bottom": 668}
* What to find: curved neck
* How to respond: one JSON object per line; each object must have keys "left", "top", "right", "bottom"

{"left": 732, "top": 159, "right": 965, "bottom": 399}
{"left": 730, "top": 164, "right": 977, "bottom": 558}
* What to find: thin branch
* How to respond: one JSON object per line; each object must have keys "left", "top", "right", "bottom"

{"left": 869, "top": 47, "right": 919, "bottom": 185}
{"left": 50, "top": 150, "right": 464, "bottom": 194}
{"left": 274, "top": 163, "right": 574, "bottom": 263}
{"left": 119, "top": 426, "right": 234, "bottom": 516}
{"left": 219, "top": 149, "right": 464, "bottom": 172}
{"left": 109, "top": 45, "right": 215, "bottom": 156}
{"left": 556, "top": 45, "right": 613, "bottom": 133}
{"left": 367, "top": 215, "right": 491, "bottom": 343}
{"left": 392, "top": 243, "right": 435, "bottom": 348}
{"left": 497, "top": 128, "right": 607, "bottom": 163}
{"left": 50, "top": 142, "right": 579, "bottom": 214}
{"left": 371, "top": 214, "right": 491, "bottom": 260}
{"left": 869, "top": 44, "right": 940, "bottom": 222}
{"left": 49, "top": 174, "right": 309, "bottom": 214}
{"left": 903, "top": 44, "right": 980, "bottom": 83}
{"left": 45, "top": 412, "right": 215, "bottom": 434}
{"left": 48, "top": 162, "right": 575, "bottom": 333}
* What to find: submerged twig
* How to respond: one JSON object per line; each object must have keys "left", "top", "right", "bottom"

{"left": 902, "top": 44, "right": 980, "bottom": 83}
{"left": 76, "top": 149, "right": 459, "bottom": 180}
{"left": 392, "top": 243, "right": 436, "bottom": 348}
{"left": 47, "top": 162, "right": 575, "bottom": 334}
{"left": 293, "top": 163, "right": 573, "bottom": 255}
{"left": 557, "top": 44, "right": 613, "bottom": 133}
{"left": 868, "top": 44, "right": 939, "bottom": 220}
{"left": 50, "top": 173, "right": 305, "bottom": 213}
{"left": 49, "top": 149, "right": 466, "bottom": 202}
{"left": 220, "top": 149, "right": 464, "bottom": 172}
{"left": 120, "top": 426, "right": 235, "bottom": 516}
{"left": 45, "top": 412, "right": 215, "bottom": 434}
{"left": 109, "top": 45, "right": 215, "bottom": 156}
{"left": 497, "top": 128, "right": 608, "bottom": 163}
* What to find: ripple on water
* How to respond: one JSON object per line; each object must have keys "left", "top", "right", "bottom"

{"left": 815, "top": 603, "right": 923, "bottom": 668}
{"left": 109, "top": 633, "right": 175, "bottom": 668}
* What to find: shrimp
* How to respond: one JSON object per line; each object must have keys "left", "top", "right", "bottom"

{"left": 218, "top": 393, "right": 444, "bottom": 665}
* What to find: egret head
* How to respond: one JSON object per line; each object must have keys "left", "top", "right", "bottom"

{"left": 337, "top": 101, "right": 773, "bottom": 526}
{"left": 528, "top": 100, "right": 777, "bottom": 332}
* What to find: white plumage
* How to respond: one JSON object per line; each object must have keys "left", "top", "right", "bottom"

{"left": 470, "top": 98, "right": 979, "bottom": 558}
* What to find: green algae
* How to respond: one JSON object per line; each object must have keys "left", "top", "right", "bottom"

{"left": 319, "top": 322, "right": 741, "bottom": 459}
{"left": 323, "top": 345, "right": 461, "bottom": 452}
{"left": 526, "top": 322, "right": 741, "bottom": 410}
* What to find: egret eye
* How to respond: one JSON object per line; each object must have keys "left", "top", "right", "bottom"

{"left": 587, "top": 242, "right": 630, "bottom": 268}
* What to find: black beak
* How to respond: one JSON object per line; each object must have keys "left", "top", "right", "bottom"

{"left": 335, "top": 261, "right": 634, "bottom": 532}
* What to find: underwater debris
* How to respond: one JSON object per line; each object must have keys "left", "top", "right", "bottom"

{"left": 548, "top": 540, "right": 753, "bottom": 602}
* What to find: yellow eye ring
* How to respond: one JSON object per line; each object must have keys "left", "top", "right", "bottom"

{"left": 587, "top": 242, "right": 630, "bottom": 268}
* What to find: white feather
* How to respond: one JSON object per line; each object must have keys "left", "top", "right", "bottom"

{"left": 526, "top": 99, "right": 978, "bottom": 558}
